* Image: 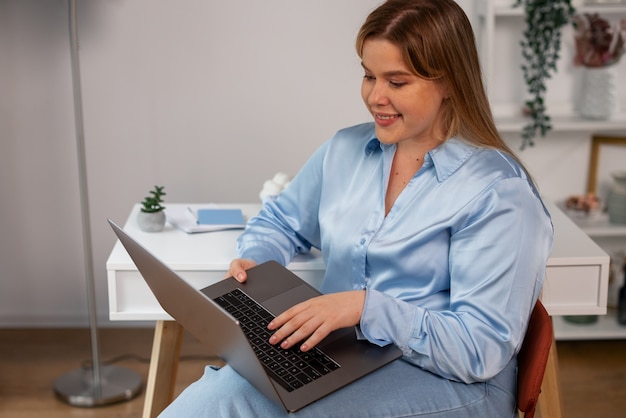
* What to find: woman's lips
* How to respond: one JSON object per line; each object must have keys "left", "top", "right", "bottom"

{"left": 374, "top": 112, "right": 400, "bottom": 127}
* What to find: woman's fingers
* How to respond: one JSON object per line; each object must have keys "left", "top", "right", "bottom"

{"left": 268, "top": 290, "right": 366, "bottom": 351}
{"left": 226, "top": 258, "right": 257, "bottom": 282}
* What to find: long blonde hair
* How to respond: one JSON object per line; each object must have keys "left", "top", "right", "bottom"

{"left": 356, "top": 0, "right": 526, "bottom": 169}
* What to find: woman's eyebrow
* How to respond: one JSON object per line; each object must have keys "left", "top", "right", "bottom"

{"left": 360, "top": 62, "right": 413, "bottom": 78}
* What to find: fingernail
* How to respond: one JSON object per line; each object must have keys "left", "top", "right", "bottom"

{"left": 237, "top": 273, "right": 244, "bottom": 281}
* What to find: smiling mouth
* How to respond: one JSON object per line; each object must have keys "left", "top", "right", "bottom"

{"left": 375, "top": 113, "right": 400, "bottom": 120}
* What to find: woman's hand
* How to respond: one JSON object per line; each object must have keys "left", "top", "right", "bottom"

{"left": 268, "top": 290, "right": 366, "bottom": 352}
{"left": 226, "top": 258, "right": 257, "bottom": 283}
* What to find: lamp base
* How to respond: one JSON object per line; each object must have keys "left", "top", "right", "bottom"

{"left": 54, "top": 364, "right": 142, "bottom": 407}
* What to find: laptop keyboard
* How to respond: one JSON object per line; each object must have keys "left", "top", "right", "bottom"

{"left": 214, "top": 288, "right": 340, "bottom": 392}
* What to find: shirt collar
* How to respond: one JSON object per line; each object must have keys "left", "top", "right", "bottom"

{"left": 428, "top": 138, "right": 477, "bottom": 182}
{"left": 364, "top": 136, "right": 477, "bottom": 182}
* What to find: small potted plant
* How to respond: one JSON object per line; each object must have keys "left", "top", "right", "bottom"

{"left": 573, "top": 13, "right": 625, "bottom": 120}
{"left": 137, "top": 185, "right": 166, "bottom": 232}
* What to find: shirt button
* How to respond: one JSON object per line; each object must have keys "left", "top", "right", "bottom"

{"left": 360, "top": 238, "right": 366, "bottom": 245}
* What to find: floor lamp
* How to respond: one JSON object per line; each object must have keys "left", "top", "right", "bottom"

{"left": 54, "top": 0, "right": 142, "bottom": 406}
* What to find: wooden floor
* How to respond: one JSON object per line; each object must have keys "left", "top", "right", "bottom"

{"left": 1, "top": 328, "right": 625, "bottom": 418}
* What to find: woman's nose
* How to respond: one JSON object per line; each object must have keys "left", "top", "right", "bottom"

{"left": 366, "top": 82, "right": 389, "bottom": 106}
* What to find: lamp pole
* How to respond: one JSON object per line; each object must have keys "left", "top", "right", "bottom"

{"left": 54, "top": 0, "right": 142, "bottom": 406}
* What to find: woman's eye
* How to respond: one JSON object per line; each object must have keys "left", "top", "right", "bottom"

{"left": 389, "top": 81, "right": 406, "bottom": 88}
{"left": 363, "top": 74, "right": 375, "bottom": 81}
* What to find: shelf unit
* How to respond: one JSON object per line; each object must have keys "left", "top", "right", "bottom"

{"left": 474, "top": 1, "right": 626, "bottom": 339}
{"left": 474, "top": 0, "right": 626, "bottom": 133}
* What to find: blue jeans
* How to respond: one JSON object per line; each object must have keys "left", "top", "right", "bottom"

{"left": 159, "top": 358, "right": 517, "bottom": 417}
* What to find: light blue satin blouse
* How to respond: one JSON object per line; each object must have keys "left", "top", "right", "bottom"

{"left": 237, "top": 122, "right": 554, "bottom": 383}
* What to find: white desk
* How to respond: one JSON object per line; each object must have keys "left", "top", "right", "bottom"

{"left": 107, "top": 204, "right": 326, "bottom": 322}
{"left": 106, "top": 202, "right": 609, "bottom": 418}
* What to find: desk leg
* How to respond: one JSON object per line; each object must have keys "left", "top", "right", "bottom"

{"left": 537, "top": 333, "right": 564, "bottom": 418}
{"left": 142, "top": 320, "right": 184, "bottom": 418}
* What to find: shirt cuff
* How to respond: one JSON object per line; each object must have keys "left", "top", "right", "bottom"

{"left": 359, "top": 288, "right": 422, "bottom": 349}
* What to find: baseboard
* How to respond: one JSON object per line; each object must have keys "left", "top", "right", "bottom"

{"left": 0, "top": 314, "right": 154, "bottom": 328}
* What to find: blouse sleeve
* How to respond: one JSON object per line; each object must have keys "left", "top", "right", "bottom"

{"left": 358, "top": 177, "right": 553, "bottom": 383}
{"left": 236, "top": 142, "right": 329, "bottom": 265}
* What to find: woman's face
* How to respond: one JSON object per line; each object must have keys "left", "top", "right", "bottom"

{"left": 361, "top": 39, "right": 446, "bottom": 147}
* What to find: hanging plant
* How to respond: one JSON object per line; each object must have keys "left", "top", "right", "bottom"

{"left": 514, "top": 0, "right": 576, "bottom": 149}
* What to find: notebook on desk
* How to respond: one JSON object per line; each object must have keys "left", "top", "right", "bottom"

{"left": 165, "top": 205, "right": 245, "bottom": 233}
{"left": 108, "top": 220, "right": 401, "bottom": 412}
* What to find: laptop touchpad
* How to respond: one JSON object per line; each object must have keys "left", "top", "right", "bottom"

{"left": 262, "top": 284, "right": 320, "bottom": 316}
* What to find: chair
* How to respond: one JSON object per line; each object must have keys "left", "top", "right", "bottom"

{"left": 517, "top": 299, "right": 553, "bottom": 418}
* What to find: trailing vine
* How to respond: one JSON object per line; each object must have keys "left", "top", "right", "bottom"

{"left": 514, "top": 0, "right": 576, "bottom": 149}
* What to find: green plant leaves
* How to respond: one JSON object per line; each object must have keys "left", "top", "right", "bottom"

{"left": 514, "top": 0, "right": 575, "bottom": 149}
{"left": 140, "top": 185, "right": 166, "bottom": 213}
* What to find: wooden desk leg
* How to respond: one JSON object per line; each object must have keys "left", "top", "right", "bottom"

{"left": 537, "top": 333, "right": 564, "bottom": 418}
{"left": 142, "top": 320, "right": 184, "bottom": 418}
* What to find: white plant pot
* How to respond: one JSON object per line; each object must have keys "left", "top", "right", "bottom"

{"left": 137, "top": 210, "right": 166, "bottom": 232}
{"left": 578, "top": 65, "right": 619, "bottom": 120}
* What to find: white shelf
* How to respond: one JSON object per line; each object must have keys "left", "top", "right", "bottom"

{"left": 479, "top": 0, "right": 626, "bottom": 17}
{"left": 495, "top": 113, "right": 626, "bottom": 134}
{"left": 475, "top": 0, "right": 626, "bottom": 135}
{"left": 564, "top": 210, "right": 626, "bottom": 238}
{"left": 554, "top": 309, "right": 626, "bottom": 340}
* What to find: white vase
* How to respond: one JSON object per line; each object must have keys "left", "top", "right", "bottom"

{"left": 137, "top": 210, "right": 166, "bottom": 232}
{"left": 578, "top": 65, "right": 619, "bottom": 120}
{"left": 607, "top": 171, "right": 626, "bottom": 225}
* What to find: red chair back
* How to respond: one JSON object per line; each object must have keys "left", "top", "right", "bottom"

{"left": 517, "top": 300, "right": 553, "bottom": 418}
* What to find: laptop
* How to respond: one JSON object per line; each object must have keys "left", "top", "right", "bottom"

{"left": 108, "top": 220, "right": 401, "bottom": 412}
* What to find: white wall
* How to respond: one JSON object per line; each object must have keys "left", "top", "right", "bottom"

{"left": 0, "top": 0, "right": 623, "bottom": 327}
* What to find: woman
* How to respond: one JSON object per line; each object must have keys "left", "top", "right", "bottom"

{"left": 161, "top": 0, "right": 553, "bottom": 416}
